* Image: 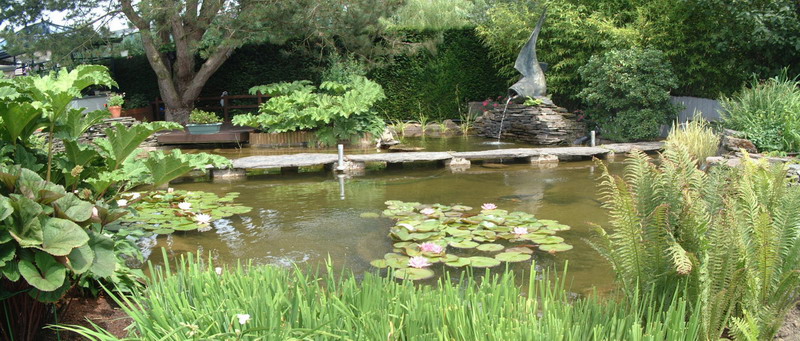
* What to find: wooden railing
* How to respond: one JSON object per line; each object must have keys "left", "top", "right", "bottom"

{"left": 153, "top": 93, "right": 271, "bottom": 121}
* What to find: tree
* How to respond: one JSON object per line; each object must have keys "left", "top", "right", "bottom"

{"left": 1, "top": 0, "right": 403, "bottom": 124}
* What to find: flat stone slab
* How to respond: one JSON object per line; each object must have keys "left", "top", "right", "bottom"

{"left": 600, "top": 142, "right": 664, "bottom": 153}
{"left": 348, "top": 152, "right": 453, "bottom": 163}
{"left": 232, "top": 153, "right": 339, "bottom": 169}
{"left": 452, "top": 147, "right": 609, "bottom": 160}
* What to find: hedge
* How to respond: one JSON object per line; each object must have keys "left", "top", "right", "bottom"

{"left": 109, "top": 28, "right": 507, "bottom": 121}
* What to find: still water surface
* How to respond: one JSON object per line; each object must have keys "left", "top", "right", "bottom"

{"left": 151, "top": 158, "right": 622, "bottom": 293}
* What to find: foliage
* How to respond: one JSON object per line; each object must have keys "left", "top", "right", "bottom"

{"left": 721, "top": 72, "right": 800, "bottom": 153}
{"left": 57, "top": 253, "right": 702, "bottom": 340}
{"left": 118, "top": 190, "right": 252, "bottom": 235}
{"left": 590, "top": 145, "right": 800, "bottom": 340}
{"left": 523, "top": 97, "right": 542, "bottom": 107}
{"left": 373, "top": 201, "right": 572, "bottom": 279}
{"left": 232, "top": 76, "right": 386, "bottom": 146}
{"left": 106, "top": 93, "right": 124, "bottom": 107}
{"left": 665, "top": 113, "right": 720, "bottom": 164}
{"left": 122, "top": 93, "right": 150, "bottom": 110}
{"left": 578, "top": 48, "right": 679, "bottom": 141}
{"left": 188, "top": 109, "right": 222, "bottom": 125}
{"left": 382, "top": 0, "right": 475, "bottom": 31}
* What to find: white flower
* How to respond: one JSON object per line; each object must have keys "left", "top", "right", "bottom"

{"left": 215, "top": 267, "right": 223, "bottom": 275}
{"left": 398, "top": 223, "right": 415, "bottom": 231}
{"left": 195, "top": 213, "right": 212, "bottom": 224}
{"left": 127, "top": 192, "right": 141, "bottom": 200}
{"left": 116, "top": 199, "right": 128, "bottom": 208}
{"left": 167, "top": 187, "right": 174, "bottom": 193}
{"left": 513, "top": 227, "right": 528, "bottom": 236}
{"left": 420, "top": 208, "right": 436, "bottom": 215}
{"left": 236, "top": 314, "right": 251, "bottom": 325}
{"left": 178, "top": 202, "right": 192, "bottom": 210}
{"left": 91, "top": 206, "right": 99, "bottom": 219}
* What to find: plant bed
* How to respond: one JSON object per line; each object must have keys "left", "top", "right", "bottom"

{"left": 186, "top": 109, "right": 223, "bottom": 134}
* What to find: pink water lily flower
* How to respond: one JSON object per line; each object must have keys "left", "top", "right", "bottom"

{"left": 481, "top": 203, "right": 497, "bottom": 210}
{"left": 513, "top": 227, "right": 528, "bottom": 236}
{"left": 419, "top": 242, "right": 444, "bottom": 254}
{"left": 408, "top": 256, "right": 432, "bottom": 268}
{"left": 420, "top": 208, "right": 435, "bottom": 215}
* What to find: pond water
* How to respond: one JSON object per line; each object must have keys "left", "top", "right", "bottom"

{"left": 151, "top": 159, "right": 622, "bottom": 294}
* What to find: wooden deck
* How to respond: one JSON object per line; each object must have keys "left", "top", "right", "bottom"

{"left": 157, "top": 125, "right": 254, "bottom": 145}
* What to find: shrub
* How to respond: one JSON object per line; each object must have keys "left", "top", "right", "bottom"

{"left": 590, "top": 145, "right": 800, "bottom": 340}
{"left": 665, "top": 113, "right": 720, "bottom": 164}
{"left": 721, "top": 72, "right": 800, "bottom": 152}
{"left": 106, "top": 93, "right": 124, "bottom": 107}
{"left": 578, "top": 48, "right": 679, "bottom": 141}
{"left": 232, "top": 76, "right": 386, "bottom": 146}
{"left": 188, "top": 109, "right": 222, "bottom": 125}
{"left": 58, "top": 253, "right": 703, "bottom": 340}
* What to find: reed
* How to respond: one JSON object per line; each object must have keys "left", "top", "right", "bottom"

{"left": 56, "top": 251, "right": 702, "bottom": 340}
{"left": 666, "top": 112, "right": 720, "bottom": 165}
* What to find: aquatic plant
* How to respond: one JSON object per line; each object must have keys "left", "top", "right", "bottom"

{"left": 118, "top": 190, "right": 252, "bottom": 234}
{"left": 56, "top": 253, "right": 703, "bottom": 340}
{"left": 371, "top": 201, "right": 572, "bottom": 280}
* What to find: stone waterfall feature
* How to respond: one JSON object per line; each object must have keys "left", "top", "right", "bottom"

{"left": 473, "top": 102, "right": 586, "bottom": 145}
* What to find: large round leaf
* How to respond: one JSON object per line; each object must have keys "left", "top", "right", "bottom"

{"left": 370, "top": 259, "right": 388, "bottom": 268}
{"left": 476, "top": 243, "right": 504, "bottom": 252}
{"left": 539, "top": 243, "right": 573, "bottom": 252}
{"left": 449, "top": 240, "right": 479, "bottom": 249}
{"left": 394, "top": 268, "right": 435, "bottom": 281}
{"left": 18, "top": 252, "right": 66, "bottom": 291}
{"left": 40, "top": 218, "right": 89, "bottom": 256}
{"left": 495, "top": 252, "right": 532, "bottom": 262}
{"left": 88, "top": 232, "right": 115, "bottom": 277}
{"left": 67, "top": 244, "right": 94, "bottom": 274}
{"left": 444, "top": 258, "right": 471, "bottom": 267}
{"left": 53, "top": 193, "right": 93, "bottom": 222}
{"left": 467, "top": 256, "right": 501, "bottom": 268}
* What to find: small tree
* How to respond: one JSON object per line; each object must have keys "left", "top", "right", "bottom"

{"left": 578, "top": 48, "right": 678, "bottom": 141}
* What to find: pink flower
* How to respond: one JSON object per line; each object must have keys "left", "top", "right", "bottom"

{"left": 419, "top": 242, "right": 444, "bottom": 254}
{"left": 513, "top": 227, "right": 528, "bottom": 236}
{"left": 481, "top": 203, "right": 497, "bottom": 210}
{"left": 482, "top": 100, "right": 489, "bottom": 107}
{"left": 408, "top": 256, "right": 432, "bottom": 268}
{"left": 493, "top": 103, "right": 499, "bottom": 107}
{"left": 420, "top": 208, "right": 435, "bottom": 215}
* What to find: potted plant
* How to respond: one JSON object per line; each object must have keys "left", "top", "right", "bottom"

{"left": 107, "top": 92, "right": 125, "bottom": 118}
{"left": 187, "top": 109, "right": 223, "bottom": 134}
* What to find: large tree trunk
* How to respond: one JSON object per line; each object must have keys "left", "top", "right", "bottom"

{"left": 165, "top": 106, "right": 192, "bottom": 124}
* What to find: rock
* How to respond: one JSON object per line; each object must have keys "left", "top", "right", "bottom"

{"left": 721, "top": 135, "right": 757, "bottom": 154}
{"left": 473, "top": 99, "right": 586, "bottom": 145}
{"left": 388, "top": 145, "right": 425, "bottom": 152}
{"left": 402, "top": 123, "right": 423, "bottom": 137}
{"left": 377, "top": 127, "right": 400, "bottom": 148}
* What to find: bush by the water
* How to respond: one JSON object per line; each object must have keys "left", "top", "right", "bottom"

{"left": 60, "top": 253, "right": 702, "bottom": 340}
{"left": 578, "top": 48, "right": 679, "bottom": 142}
{"left": 591, "top": 144, "right": 800, "bottom": 340}
{"left": 722, "top": 72, "right": 800, "bottom": 153}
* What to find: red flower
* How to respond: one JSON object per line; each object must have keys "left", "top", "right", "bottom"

{"left": 482, "top": 100, "right": 489, "bottom": 107}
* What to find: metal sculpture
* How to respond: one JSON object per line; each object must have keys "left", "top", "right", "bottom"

{"left": 508, "top": 8, "right": 547, "bottom": 98}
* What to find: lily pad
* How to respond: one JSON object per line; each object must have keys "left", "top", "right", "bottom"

{"left": 539, "top": 243, "right": 573, "bottom": 252}
{"left": 449, "top": 240, "right": 479, "bottom": 249}
{"left": 394, "top": 268, "right": 435, "bottom": 280}
{"left": 467, "top": 256, "right": 501, "bottom": 268}
{"left": 505, "top": 247, "right": 534, "bottom": 254}
{"left": 476, "top": 243, "right": 504, "bottom": 252}
{"left": 495, "top": 252, "right": 531, "bottom": 262}
{"left": 444, "top": 258, "right": 471, "bottom": 267}
{"left": 451, "top": 205, "right": 473, "bottom": 211}
{"left": 370, "top": 259, "right": 388, "bottom": 268}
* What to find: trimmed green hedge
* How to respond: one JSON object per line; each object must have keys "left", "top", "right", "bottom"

{"left": 110, "top": 28, "right": 506, "bottom": 121}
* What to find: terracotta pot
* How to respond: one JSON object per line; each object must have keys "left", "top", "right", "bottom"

{"left": 122, "top": 107, "right": 153, "bottom": 121}
{"left": 108, "top": 106, "right": 122, "bottom": 118}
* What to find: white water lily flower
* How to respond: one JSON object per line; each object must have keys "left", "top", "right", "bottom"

{"left": 195, "top": 213, "right": 212, "bottom": 224}
{"left": 215, "top": 267, "right": 223, "bottom": 275}
{"left": 236, "top": 314, "right": 251, "bottom": 325}
{"left": 513, "top": 227, "right": 528, "bottom": 236}
{"left": 92, "top": 206, "right": 99, "bottom": 219}
{"left": 420, "top": 208, "right": 435, "bottom": 215}
{"left": 398, "top": 223, "right": 415, "bottom": 231}
{"left": 167, "top": 187, "right": 174, "bottom": 193}
{"left": 178, "top": 202, "right": 192, "bottom": 210}
{"left": 127, "top": 192, "right": 141, "bottom": 200}
{"left": 116, "top": 199, "right": 128, "bottom": 208}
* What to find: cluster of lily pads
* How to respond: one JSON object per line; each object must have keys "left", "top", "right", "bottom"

{"left": 369, "top": 200, "right": 573, "bottom": 280}
{"left": 117, "top": 189, "right": 252, "bottom": 234}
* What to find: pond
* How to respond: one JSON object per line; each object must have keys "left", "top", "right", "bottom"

{"left": 149, "top": 158, "right": 622, "bottom": 294}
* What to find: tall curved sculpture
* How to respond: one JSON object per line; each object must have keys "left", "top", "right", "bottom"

{"left": 508, "top": 8, "right": 547, "bottom": 98}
